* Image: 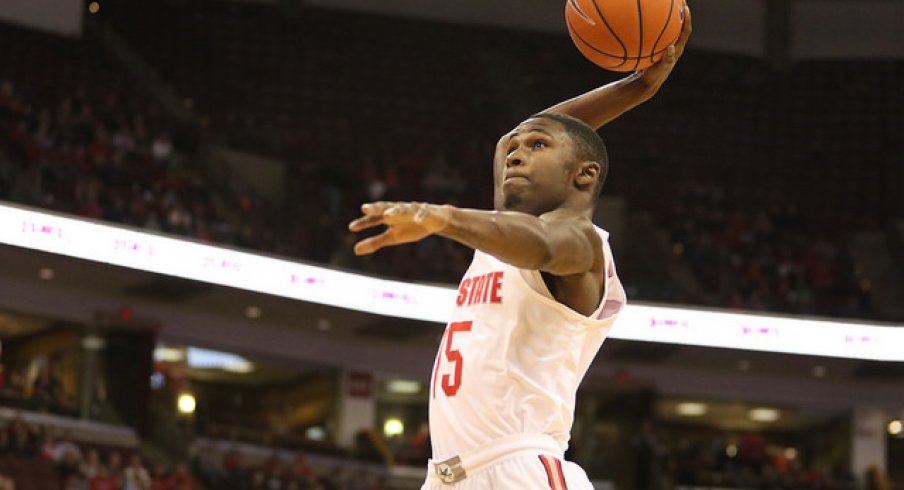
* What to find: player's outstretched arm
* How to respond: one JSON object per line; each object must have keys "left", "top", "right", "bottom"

{"left": 544, "top": 2, "right": 692, "bottom": 130}
{"left": 348, "top": 202, "right": 600, "bottom": 276}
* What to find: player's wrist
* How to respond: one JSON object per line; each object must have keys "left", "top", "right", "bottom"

{"left": 432, "top": 204, "right": 455, "bottom": 234}
{"left": 626, "top": 71, "right": 661, "bottom": 99}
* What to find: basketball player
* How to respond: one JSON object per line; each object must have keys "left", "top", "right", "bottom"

{"left": 348, "top": 6, "right": 692, "bottom": 489}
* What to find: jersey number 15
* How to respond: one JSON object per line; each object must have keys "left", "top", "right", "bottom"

{"left": 432, "top": 321, "right": 472, "bottom": 398}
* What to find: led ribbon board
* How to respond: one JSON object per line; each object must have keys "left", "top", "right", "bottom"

{"left": 1, "top": 202, "right": 902, "bottom": 361}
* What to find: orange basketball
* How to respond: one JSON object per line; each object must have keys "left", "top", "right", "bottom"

{"left": 566, "top": 0, "right": 685, "bottom": 72}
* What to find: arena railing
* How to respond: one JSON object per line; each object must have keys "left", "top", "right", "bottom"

{"left": 1, "top": 201, "right": 902, "bottom": 362}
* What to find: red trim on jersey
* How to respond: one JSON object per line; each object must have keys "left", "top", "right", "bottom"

{"left": 538, "top": 455, "right": 569, "bottom": 490}
{"left": 431, "top": 332, "right": 446, "bottom": 399}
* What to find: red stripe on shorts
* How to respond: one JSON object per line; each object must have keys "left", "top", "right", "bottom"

{"left": 554, "top": 458, "right": 569, "bottom": 490}
{"left": 538, "top": 455, "right": 566, "bottom": 490}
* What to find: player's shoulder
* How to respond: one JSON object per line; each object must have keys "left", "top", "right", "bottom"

{"left": 541, "top": 211, "right": 604, "bottom": 245}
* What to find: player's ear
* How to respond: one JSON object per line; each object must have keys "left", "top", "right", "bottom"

{"left": 574, "top": 161, "right": 600, "bottom": 190}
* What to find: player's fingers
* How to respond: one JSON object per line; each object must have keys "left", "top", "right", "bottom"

{"left": 348, "top": 214, "right": 385, "bottom": 232}
{"left": 664, "top": 45, "right": 676, "bottom": 64}
{"left": 362, "top": 201, "right": 393, "bottom": 215}
{"left": 675, "top": 3, "right": 692, "bottom": 56}
{"left": 383, "top": 203, "right": 418, "bottom": 222}
{"left": 413, "top": 204, "right": 429, "bottom": 223}
{"left": 353, "top": 230, "right": 394, "bottom": 255}
{"left": 383, "top": 204, "right": 404, "bottom": 217}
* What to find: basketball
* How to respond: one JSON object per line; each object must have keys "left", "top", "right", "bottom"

{"left": 566, "top": 0, "right": 685, "bottom": 72}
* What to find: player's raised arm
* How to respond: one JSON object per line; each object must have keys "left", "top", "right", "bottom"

{"left": 545, "top": 2, "right": 692, "bottom": 130}
{"left": 348, "top": 203, "right": 601, "bottom": 277}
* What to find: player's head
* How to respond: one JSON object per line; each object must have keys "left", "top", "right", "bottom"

{"left": 532, "top": 112, "right": 609, "bottom": 195}
{"left": 493, "top": 113, "right": 608, "bottom": 216}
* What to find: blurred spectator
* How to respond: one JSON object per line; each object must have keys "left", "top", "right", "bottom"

{"left": 631, "top": 421, "right": 663, "bottom": 490}
{"left": 395, "top": 422, "right": 431, "bottom": 467}
{"left": 7, "top": 416, "right": 36, "bottom": 457}
{"left": 54, "top": 433, "right": 83, "bottom": 463}
{"left": 108, "top": 450, "right": 125, "bottom": 484}
{"left": 59, "top": 449, "right": 83, "bottom": 486}
{"left": 123, "top": 454, "right": 152, "bottom": 490}
{"left": 738, "top": 430, "right": 767, "bottom": 472}
{"left": 150, "top": 133, "right": 173, "bottom": 163}
{"left": 157, "top": 462, "right": 195, "bottom": 490}
{"left": 0, "top": 474, "right": 14, "bottom": 490}
{"left": 81, "top": 448, "right": 103, "bottom": 479}
{"left": 662, "top": 179, "right": 870, "bottom": 319}
{"left": 90, "top": 465, "right": 120, "bottom": 490}
{"left": 865, "top": 465, "right": 890, "bottom": 490}
{"left": 352, "top": 429, "right": 391, "bottom": 465}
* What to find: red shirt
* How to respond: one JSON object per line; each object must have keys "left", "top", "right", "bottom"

{"left": 90, "top": 476, "right": 120, "bottom": 490}
{"left": 160, "top": 474, "right": 194, "bottom": 490}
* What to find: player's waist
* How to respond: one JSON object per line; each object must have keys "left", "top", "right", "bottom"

{"left": 427, "top": 433, "right": 563, "bottom": 484}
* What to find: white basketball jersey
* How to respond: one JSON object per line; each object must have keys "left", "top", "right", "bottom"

{"left": 428, "top": 227, "right": 627, "bottom": 460}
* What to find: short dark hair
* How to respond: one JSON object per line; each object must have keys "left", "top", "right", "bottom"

{"left": 531, "top": 112, "right": 609, "bottom": 200}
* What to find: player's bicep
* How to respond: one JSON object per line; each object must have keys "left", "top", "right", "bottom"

{"left": 537, "top": 218, "right": 601, "bottom": 276}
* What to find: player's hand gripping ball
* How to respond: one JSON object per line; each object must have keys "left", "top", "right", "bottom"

{"left": 566, "top": 0, "right": 685, "bottom": 72}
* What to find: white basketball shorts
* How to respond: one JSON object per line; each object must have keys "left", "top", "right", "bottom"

{"left": 420, "top": 434, "right": 593, "bottom": 490}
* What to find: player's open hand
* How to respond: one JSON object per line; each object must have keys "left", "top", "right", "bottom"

{"left": 637, "top": 1, "right": 692, "bottom": 90}
{"left": 348, "top": 202, "right": 451, "bottom": 255}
